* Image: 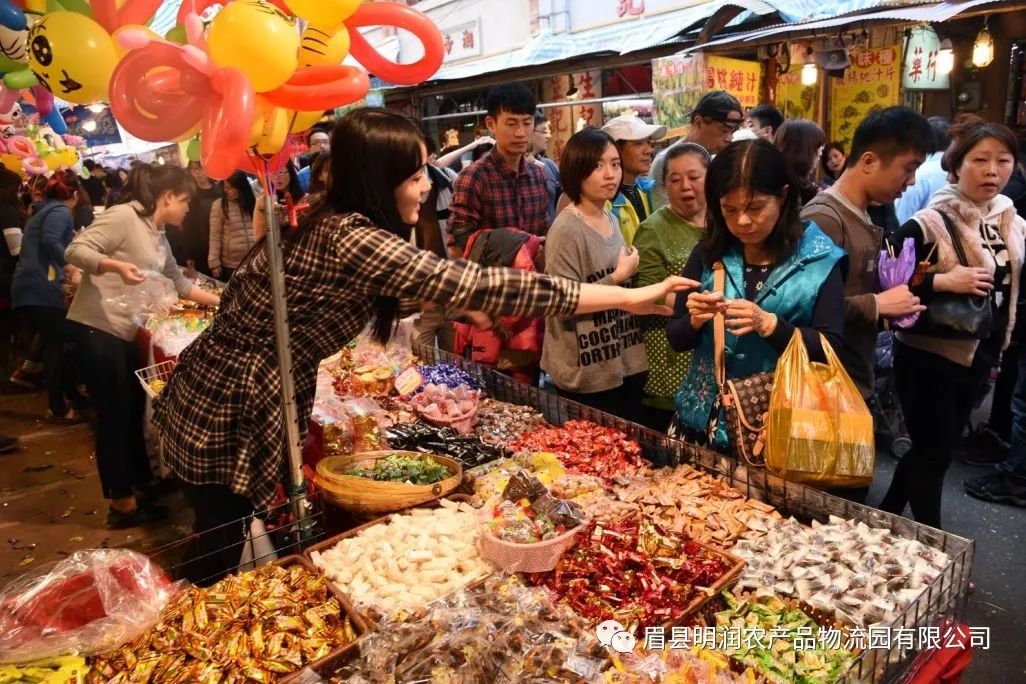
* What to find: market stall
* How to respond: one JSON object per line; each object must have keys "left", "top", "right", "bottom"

{"left": 0, "top": 340, "right": 973, "bottom": 683}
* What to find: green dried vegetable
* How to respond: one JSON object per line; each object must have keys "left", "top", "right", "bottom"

{"left": 347, "top": 453, "right": 450, "bottom": 485}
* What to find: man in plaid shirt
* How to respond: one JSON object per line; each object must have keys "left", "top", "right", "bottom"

{"left": 447, "top": 84, "right": 552, "bottom": 257}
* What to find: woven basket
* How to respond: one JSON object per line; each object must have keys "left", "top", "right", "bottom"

{"left": 315, "top": 450, "right": 462, "bottom": 514}
{"left": 476, "top": 497, "right": 587, "bottom": 573}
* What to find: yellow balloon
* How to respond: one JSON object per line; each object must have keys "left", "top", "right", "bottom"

{"left": 58, "top": 147, "right": 79, "bottom": 167}
{"left": 298, "top": 24, "right": 350, "bottom": 68}
{"left": 0, "top": 153, "right": 22, "bottom": 175}
{"left": 43, "top": 152, "right": 61, "bottom": 171}
{"left": 285, "top": 0, "right": 363, "bottom": 28}
{"left": 207, "top": 0, "right": 299, "bottom": 93}
{"left": 288, "top": 109, "right": 325, "bottom": 134}
{"left": 26, "top": 12, "right": 118, "bottom": 105}
{"left": 112, "top": 25, "right": 161, "bottom": 60}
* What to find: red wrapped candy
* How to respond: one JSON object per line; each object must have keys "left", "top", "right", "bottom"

{"left": 511, "top": 421, "right": 643, "bottom": 483}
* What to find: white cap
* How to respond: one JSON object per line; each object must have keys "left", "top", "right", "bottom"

{"left": 601, "top": 115, "right": 667, "bottom": 142}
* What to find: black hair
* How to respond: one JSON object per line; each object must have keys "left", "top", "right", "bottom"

{"left": 424, "top": 134, "right": 438, "bottom": 157}
{"left": 559, "top": 128, "right": 618, "bottom": 204}
{"left": 308, "top": 151, "right": 331, "bottom": 195}
{"left": 658, "top": 142, "right": 710, "bottom": 183}
{"left": 44, "top": 169, "right": 82, "bottom": 201}
{"left": 848, "top": 106, "right": 933, "bottom": 169}
{"left": 485, "top": 84, "right": 536, "bottom": 120}
{"left": 927, "top": 116, "right": 951, "bottom": 154}
{"left": 471, "top": 142, "right": 493, "bottom": 163}
{"left": 534, "top": 112, "right": 548, "bottom": 128}
{"left": 83, "top": 159, "right": 96, "bottom": 171}
{"left": 945, "top": 122, "right": 1020, "bottom": 182}
{"left": 820, "top": 142, "right": 846, "bottom": 181}
{"left": 702, "top": 139, "right": 803, "bottom": 265}
{"left": 120, "top": 164, "right": 196, "bottom": 217}
{"left": 307, "top": 107, "right": 426, "bottom": 344}
{"left": 748, "top": 104, "right": 784, "bottom": 134}
{"left": 274, "top": 160, "right": 304, "bottom": 201}
{"left": 221, "top": 170, "right": 256, "bottom": 218}
{"left": 774, "top": 119, "right": 826, "bottom": 205}
{"left": 103, "top": 172, "right": 123, "bottom": 191}
{"left": 307, "top": 125, "right": 330, "bottom": 145}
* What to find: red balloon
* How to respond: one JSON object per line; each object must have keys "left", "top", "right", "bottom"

{"left": 117, "top": 0, "right": 165, "bottom": 27}
{"left": 263, "top": 65, "right": 368, "bottom": 111}
{"left": 347, "top": 3, "right": 444, "bottom": 86}
{"left": 91, "top": 0, "right": 120, "bottom": 34}
{"left": 200, "top": 68, "right": 256, "bottom": 180}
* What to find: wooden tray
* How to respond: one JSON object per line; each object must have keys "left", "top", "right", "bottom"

{"left": 272, "top": 554, "right": 369, "bottom": 684}
{"left": 668, "top": 540, "right": 747, "bottom": 627}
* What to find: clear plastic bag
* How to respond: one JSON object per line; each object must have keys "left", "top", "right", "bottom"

{"left": 0, "top": 549, "right": 180, "bottom": 664}
{"left": 105, "top": 270, "right": 179, "bottom": 326}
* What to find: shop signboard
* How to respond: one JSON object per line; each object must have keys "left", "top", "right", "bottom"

{"left": 543, "top": 71, "right": 602, "bottom": 162}
{"left": 776, "top": 65, "right": 818, "bottom": 120}
{"left": 829, "top": 44, "right": 901, "bottom": 153}
{"left": 440, "top": 19, "right": 482, "bottom": 63}
{"left": 705, "top": 55, "right": 762, "bottom": 109}
{"left": 652, "top": 53, "right": 706, "bottom": 130}
{"left": 902, "top": 27, "right": 950, "bottom": 91}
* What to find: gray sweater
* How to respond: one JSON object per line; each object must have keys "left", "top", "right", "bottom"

{"left": 65, "top": 202, "right": 192, "bottom": 341}
{"left": 541, "top": 209, "right": 647, "bottom": 393}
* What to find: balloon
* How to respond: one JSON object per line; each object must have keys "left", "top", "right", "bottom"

{"left": 42, "top": 151, "right": 60, "bottom": 170}
{"left": 207, "top": 0, "right": 299, "bottom": 93}
{"left": 165, "top": 23, "right": 188, "bottom": 45}
{"left": 0, "top": 153, "right": 22, "bottom": 174}
{"left": 22, "top": 156, "right": 46, "bottom": 175}
{"left": 113, "top": 24, "right": 161, "bottom": 59}
{"left": 263, "top": 64, "right": 368, "bottom": 111}
{"left": 298, "top": 23, "right": 350, "bottom": 69}
{"left": 250, "top": 98, "right": 289, "bottom": 155}
{"left": 26, "top": 12, "right": 118, "bottom": 104}
{"left": 186, "top": 137, "right": 200, "bottom": 162}
{"left": 0, "top": 22, "right": 28, "bottom": 75}
{"left": 176, "top": 0, "right": 291, "bottom": 25}
{"left": 200, "top": 67, "right": 255, "bottom": 180}
{"left": 285, "top": 0, "right": 362, "bottom": 28}
{"left": 347, "top": 3, "right": 443, "bottom": 85}
{"left": 288, "top": 109, "right": 324, "bottom": 134}
{"left": 58, "top": 146, "right": 78, "bottom": 167}
{"left": 6, "top": 135, "right": 33, "bottom": 158}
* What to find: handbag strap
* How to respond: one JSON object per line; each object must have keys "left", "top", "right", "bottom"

{"left": 712, "top": 261, "right": 727, "bottom": 388}
{"left": 934, "top": 209, "right": 970, "bottom": 267}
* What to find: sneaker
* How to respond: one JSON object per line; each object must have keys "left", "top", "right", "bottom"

{"left": 964, "top": 472, "right": 1026, "bottom": 508}
{"left": 9, "top": 367, "right": 42, "bottom": 389}
{"left": 959, "top": 427, "right": 1010, "bottom": 466}
{"left": 106, "top": 503, "right": 170, "bottom": 529}
{"left": 0, "top": 436, "right": 18, "bottom": 454}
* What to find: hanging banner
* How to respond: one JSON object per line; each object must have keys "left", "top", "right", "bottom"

{"left": 903, "top": 27, "right": 950, "bottom": 91}
{"left": 776, "top": 65, "right": 818, "bottom": 120}
{"left": 652, "top": 53, "right": 706, "bottom": 131}
{"left": 829, "top": 44, "right": 901, "bottom": 153}
{"left": 705, "top": 56, "right": 763, "bottom": 109}
{"left": 542, "top": 71, "right": 602, "bottom": 162}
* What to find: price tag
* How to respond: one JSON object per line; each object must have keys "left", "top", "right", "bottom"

{"left": 394, "top": 367, "right": 424, "bottom": 396}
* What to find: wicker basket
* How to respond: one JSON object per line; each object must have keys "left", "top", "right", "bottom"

{"left": 476, "top": 497, "right": 587, "bottom": 573}
{"left": 315, "top": 450, "right": 462, "bottom": 514}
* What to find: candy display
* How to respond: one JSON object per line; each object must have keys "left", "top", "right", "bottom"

{"left": 384, "top": 422, "right": 506, "bottom": 469}
{"left": 704, "top": 592, "right": 858, "bottom": 683}
{"left": 85, "top": 562, "right": 359, "bottom": 683}
{"left": 0, "top": 656, "right": 88, "bottom": 683}
{"left": 487, "top": 472, "right": 586, "bottom": 543}
{"left": 409, "top": 383, "right": 479, "bottom": 434}
{"left": 148, "top": 313, "right": 212, "bottom": 358}
{"left": 731, "top": 516, "right": 951, "bottom": 627}
{"left": 350, "top": 364, "right": 398, "bottom": 397}
{"left": 532, "top": 517, "right": 739, "bottom": 630}
{"left": 604, "top": 649, "right": 762, "bottom": 683}
{"left": 346, "top": 452, "right": 451, "bottom": 485}
{"left": 512, "top": 421, "right": 644, "bottom": 482}
{"left": 331, "top": 575, "right": 607, "bottom": 684}
{"left": 611, "top": 465, "right": 783, "bottom": 548}
{"left": 475, "top": 398, "right": 549, "bottom": 444}
{"left": 309, "top": 499, "right": 491, "bottom": 614}
{"left": 415, "top": 363, "right": 481, "bottom": 391}
{"left": 465, "top": 452, "right": 567, "bottom": 502}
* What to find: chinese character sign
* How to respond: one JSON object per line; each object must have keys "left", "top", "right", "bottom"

{"left": 652, "top": 53, "right": 706, "bottom": 130}
{"left": 617, "top": 0, "right": 645, "bottom": 17}
{"left": 830, "top": 44, "right": 901, "bottom": 153}
{"left": 542, "top": 71, "right": 602, "bottom": 162}
{"left": 440, "top": 20, "right": 482, "bottom": 63}
{"left": 902, "top": 27, "right": 950, "bottom": 91}
{"left": 705, "top": 56, "right": 762, "bottom": 108}
{"left": 775, "top": 65, "right": 818, "bottom": 120}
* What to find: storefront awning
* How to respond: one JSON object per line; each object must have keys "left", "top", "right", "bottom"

{"left": 688, "top": 0, "right": 1012, "bottom": 51}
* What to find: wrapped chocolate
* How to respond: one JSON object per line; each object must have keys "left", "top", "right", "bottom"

{"left": 501, "top": 470, "right": 548, "bottom": 503}
{"left": 533, "top": 493, "right": 587, "bottom": 530}
{"left": 384, "top": 422, "right": 506, "bottom": 469}
{"left": 415, "top": 363, "right": 481, "bottom": 390}
{"left": 475, "top": 399, "right": 548, "bottom": 444}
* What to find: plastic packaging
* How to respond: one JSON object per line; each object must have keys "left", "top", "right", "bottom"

{"left": 331, "top": 575, "right": 606, "bottom": 683}
{"left": 0, "top": 549, "right": 179, "bottom": 664}
{"left": 105, "top": 270, "right": 179, "bottom": 325}
{"left": 765, "top": 331, "right": 876, "bottom": 489}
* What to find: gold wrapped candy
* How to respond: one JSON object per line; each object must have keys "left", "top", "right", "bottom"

{"left": 87, "top": 563, "right": 357, "bottom": 683}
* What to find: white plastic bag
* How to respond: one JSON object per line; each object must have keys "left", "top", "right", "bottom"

{"left": 238, "top": 518, "right": 278, "bottom": 572}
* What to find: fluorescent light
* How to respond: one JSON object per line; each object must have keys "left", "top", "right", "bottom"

{"left": 82, "top": 120, "right": 97, "bottom": 132}
{"left": 801, "top": 62, "right": 818, "bottom": 85}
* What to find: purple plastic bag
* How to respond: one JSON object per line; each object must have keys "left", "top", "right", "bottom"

{"left": 878, "top": 237, "right": 919, "bottom": 329}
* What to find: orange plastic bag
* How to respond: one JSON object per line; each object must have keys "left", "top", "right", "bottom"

{"left": 765, "top": 331, "right": 875, "bottom": 488}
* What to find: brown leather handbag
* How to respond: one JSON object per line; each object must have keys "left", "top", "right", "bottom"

{"left": 709, "top": 261, "right": 772, "bottom": 467}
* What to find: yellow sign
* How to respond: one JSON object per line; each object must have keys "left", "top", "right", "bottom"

{"left": 705, "top": 56, "right": 763, "bottom": 109}
{"left": 776, "top": 65, "right": 818, "bottom": 121}
{"left": 830, "top": 44, "right": 901, "bottom": 152}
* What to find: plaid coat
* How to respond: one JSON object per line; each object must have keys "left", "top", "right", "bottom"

{"left": 153, "top": 212, "right": 580, "bottom": 508}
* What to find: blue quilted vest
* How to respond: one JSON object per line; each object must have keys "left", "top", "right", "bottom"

{"left": 674, "top": 223, "right": 846, "bottom": 446}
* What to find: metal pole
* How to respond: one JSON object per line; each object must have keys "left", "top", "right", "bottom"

{"left": 262, "top": 191, "right": 312, "bottom": 536}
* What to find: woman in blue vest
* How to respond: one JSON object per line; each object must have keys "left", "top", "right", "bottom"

{"left": 667, "top": 139, "right": 847, "bottom": 447}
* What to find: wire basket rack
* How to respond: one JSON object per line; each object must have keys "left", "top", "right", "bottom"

{"left": 135, "top": 360, "right": 178, "bottom": 400}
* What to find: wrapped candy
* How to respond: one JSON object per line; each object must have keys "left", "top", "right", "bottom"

{"left": 512, "top": 421, "right": 645, "bottom": 483}
{"left": 416, "top": 363, "right": 481, "bottom": 390}
{"left": 384, "top": 422, "right": 506, "bottom": 469}
{"left": 331, "top": 575, "right": 606, "bottom": 683}
{"left": 475, "top": 399, "right": 548, "bottom": 444}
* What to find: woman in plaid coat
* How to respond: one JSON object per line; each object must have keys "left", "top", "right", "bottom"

{"left": 153, "top": 108, "right": 697, "bottom": 583}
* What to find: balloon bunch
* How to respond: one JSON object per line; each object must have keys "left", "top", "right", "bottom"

{"left": 0, "top": 1, "right": 68, "bottom": 133}
{"left": 108, "top": 0, "right": 444, "bottom": 179}
{"left": 0, "top": 123, "right": 82, "bottom": 176}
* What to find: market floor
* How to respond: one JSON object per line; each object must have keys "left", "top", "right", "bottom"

{"left": 0, "top": 386, "right": 1022, "bottom": 681}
